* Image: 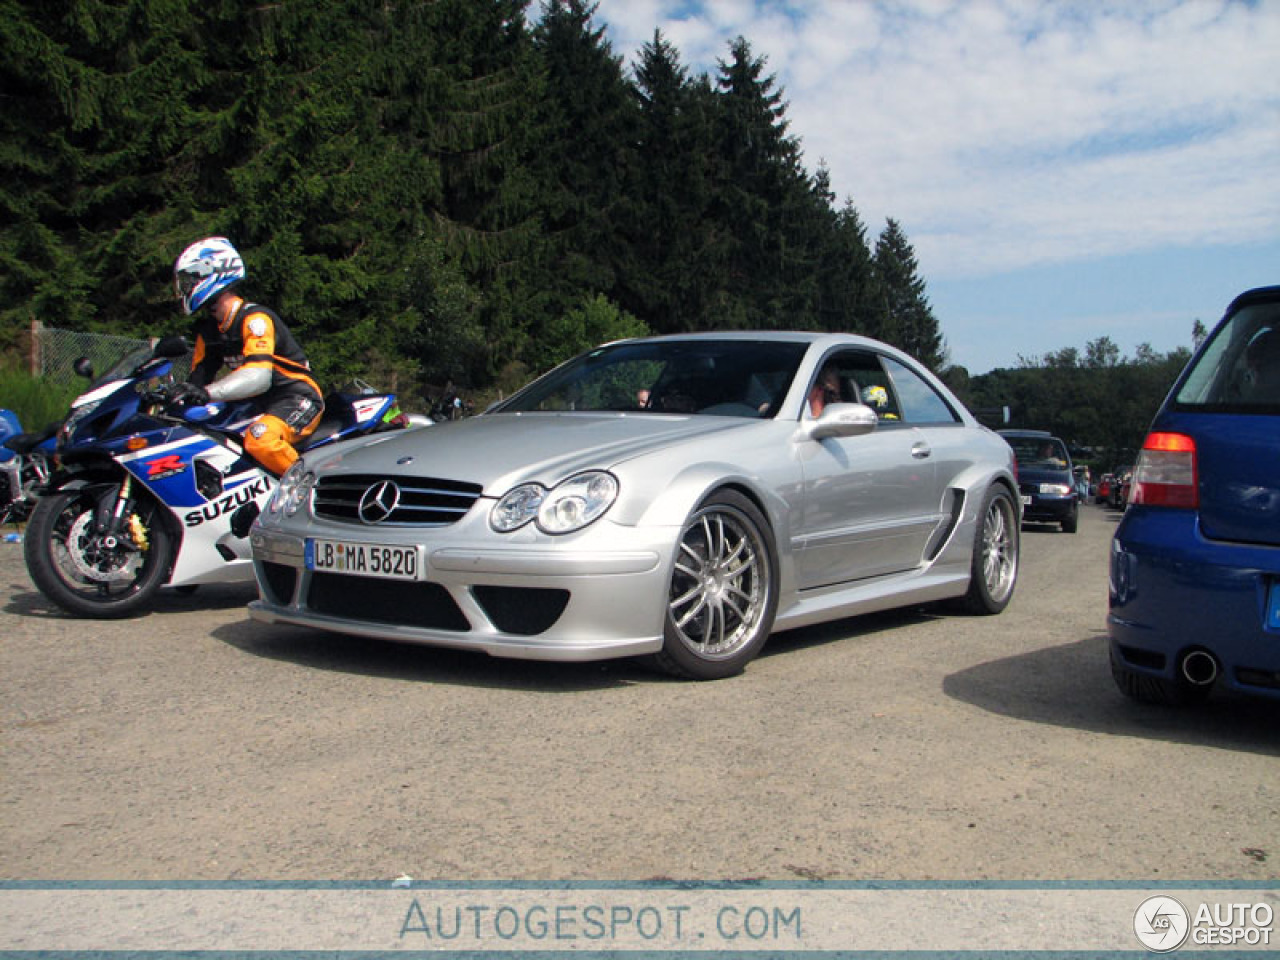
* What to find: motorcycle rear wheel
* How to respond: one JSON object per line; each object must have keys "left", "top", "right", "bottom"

{"left": 25, "top": 488, "right": 173, "bottom": 618}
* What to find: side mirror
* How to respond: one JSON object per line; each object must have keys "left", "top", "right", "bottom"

{"left": 73, "top": 357, "right": 94, "bottom": 379}
{"left": 153, "top": 335, "right": 190, "bottom": 359}
{"left": 805, "top": 402, "right": 879, "bottom": 441}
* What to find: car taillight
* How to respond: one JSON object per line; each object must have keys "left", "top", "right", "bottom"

{"left": 1129, "top": 432, "right": 1198, "bottom": 508}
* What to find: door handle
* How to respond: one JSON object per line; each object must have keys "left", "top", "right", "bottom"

{"left": 911, "top": 442, "right": 932, "bottom": 459}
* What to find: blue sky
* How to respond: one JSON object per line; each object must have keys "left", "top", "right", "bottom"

{"left": 588, "top": 0, "right": 1280, "bottom": 373}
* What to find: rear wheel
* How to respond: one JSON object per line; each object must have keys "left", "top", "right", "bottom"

{"left": 960, "top": 485, "right": 1019, "bottom": 614}
{"left": 1061, "top": 504, "right": 1079, "bottom": 533}
{"left": 25, "top": 487, "right": 173, "bottom": 618}
{"left": 653, "top": 490, "right": 778, "bottom": 680}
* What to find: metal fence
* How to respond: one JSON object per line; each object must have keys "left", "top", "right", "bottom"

{"left": 30, "top": 321, "right": 190, "bottom": 382}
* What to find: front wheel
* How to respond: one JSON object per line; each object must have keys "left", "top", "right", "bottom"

{"left": 959, "top": 485, "right": 1020, "bottom": 614}
{"left": 652, "top": 490, "right": 779, "bottom": 680}
{"left": 24, "top": 487, "right": 173, "bottom": 618}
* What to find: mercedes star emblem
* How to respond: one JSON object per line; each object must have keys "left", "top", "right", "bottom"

{"left": 358, "top": 480, "right": 401, "bottom": 524}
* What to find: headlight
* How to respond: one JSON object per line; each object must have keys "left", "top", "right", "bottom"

{"left": 1040, "top": 483, "right": 1073, "bottom": 496}
{"left": 491, "top": 471, "right": 618, "bottom": 535}
{"left": 490, "top": 483, "right": 545, "bottom": 532}
{"left": 59, "top": 399, "right": 102, "bottom": 446}
{"left": 268, "top": 460, "right": 312, "bottom": 515}
{"left": 284, "top": 471, "right": 316, "bottom": 516}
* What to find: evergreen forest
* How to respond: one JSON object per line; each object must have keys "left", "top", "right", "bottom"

{"left": 2, "top": 0, "right": 942, "bottom": 394}
{"left": 1, "top": 0, "right": 1195, "bottom": 466}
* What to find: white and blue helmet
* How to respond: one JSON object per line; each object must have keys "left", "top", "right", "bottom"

{"left": 173, "top": 236, "right": 245, "bottom": 314}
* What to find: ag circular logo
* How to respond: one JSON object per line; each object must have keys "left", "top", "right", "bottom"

{"left": 1134, "top": 896, "right": 1190, "bottom": 952}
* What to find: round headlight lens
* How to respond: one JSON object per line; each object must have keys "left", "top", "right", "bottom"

{"left": 536, "top": 471, "right": 618, "bottom": 534}
{"left": 491, "top": 483, "right": 546, "bottom": 532}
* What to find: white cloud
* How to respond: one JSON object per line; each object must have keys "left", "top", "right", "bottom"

{"left": 592, "top": 0, "right": 1280, "bottom": 280}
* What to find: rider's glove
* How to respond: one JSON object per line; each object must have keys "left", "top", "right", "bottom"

{"left": 169, "top": 382, "right": 210, "bottom": 406}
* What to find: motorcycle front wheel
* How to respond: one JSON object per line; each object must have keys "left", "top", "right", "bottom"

{"left": 25, "top": 487, "right": 173, "bottom": 618}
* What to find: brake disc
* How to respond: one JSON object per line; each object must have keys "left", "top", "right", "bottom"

{"left": 64, "top": 512, "right": 142, "bottom": 584}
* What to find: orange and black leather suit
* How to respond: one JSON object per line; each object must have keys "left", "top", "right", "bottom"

{"left": 189, "top": 297, "right": 324, "bottom": 475}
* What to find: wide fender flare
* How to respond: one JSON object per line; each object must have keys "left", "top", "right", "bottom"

{"left": 941, "top": 465, "right": 1021, "bottom": 558}
{"left": 621, "top": 461, "right": 794, "bottom": 551}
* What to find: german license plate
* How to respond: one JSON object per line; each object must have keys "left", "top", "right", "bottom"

{"left": 306, "top": 539, "right": 420, "bottom": 581}
{"left": 1268, "top": 581, "right": 1280, "bottom": 630}
{"left": 1020, "top": 495, "right": 1032, "bottom": 507}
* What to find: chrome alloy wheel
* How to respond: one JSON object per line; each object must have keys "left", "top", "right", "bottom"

{"left": 981, "top": 492, "right": 1018, "bottom": 605}
{"left": 667, "top": 503, "right": 770, "bottom": 661}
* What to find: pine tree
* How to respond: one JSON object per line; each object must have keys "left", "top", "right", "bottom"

{"left": 711, "top": 37, "right": 818, "bottom": 330}
{"left": 873, "top": 219, "right": 947, "bottom": 370}
{"left": 530, "top": 0, "right": 637, "bottom": 313}
{"left": 0, "top": 0, "right": 221, "bottom": 346}
{"left": 626, "top": 30, "right": 723, "bottom": 333}
{"left": 811, "top": 184, "right": 878, "bottom": 334}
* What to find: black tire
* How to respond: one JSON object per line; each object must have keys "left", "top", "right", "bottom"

{"left": 24, "top": 487, "right": 173, "bottom": 618}
{"left": 652, "top": 490, "right": 779, "bottom": 680}
{"left": 1109, "top": 647, "right": 1212, "bottom": 706}
{"left": 1061, "top": 505, "right": 1078, "bottom": 534}
{"left": 960, "top": 485, "right": 1020, "bottom": 614}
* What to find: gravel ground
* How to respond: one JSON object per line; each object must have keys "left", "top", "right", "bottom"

{"left": 2, "top": 503, "right": 1277, "bottom": 882}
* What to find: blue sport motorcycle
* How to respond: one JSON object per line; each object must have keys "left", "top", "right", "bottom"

{"left": 25, "top": 335, "right": 414, "bottom": 617}
{"left": 1, "top": 410, "right": 59, "bottom": 526}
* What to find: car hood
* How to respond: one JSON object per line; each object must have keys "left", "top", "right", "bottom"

{"left": 307, "top": 412, "right": 755, "bottom": 494}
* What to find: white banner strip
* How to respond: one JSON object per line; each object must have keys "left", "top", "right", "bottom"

{"left": 0, "top": 886, "right": 1276, "bottom": 953}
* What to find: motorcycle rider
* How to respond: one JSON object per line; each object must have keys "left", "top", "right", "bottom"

{"left": 170, "top": 237, "right": 323, "bottom": 476}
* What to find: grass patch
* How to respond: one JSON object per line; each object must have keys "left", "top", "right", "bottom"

{"left": 0, "top": 366, "right": 83, "bottom": 434}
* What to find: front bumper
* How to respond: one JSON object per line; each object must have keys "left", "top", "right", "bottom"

{"left": 248, "top": 520, "right": 673, "bottom": 661}
{"left": 1108, "top": 507, "right": 1280, "bottom": 698}
{"left": 1018, "top": 489, "right": 1076, "bottom": 523}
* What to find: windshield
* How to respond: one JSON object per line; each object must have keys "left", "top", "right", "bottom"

{"left": 1006, "top": 436, "right": 1070, "bottom": 469}
{"left": 493, "top": 339, "right": 809, "bottom": 418}
{"left": 1175, "top": 301, "right": 1280, "bottom": 413}
{"left": 96, "top": 345, "right": 161, "bottom": 384}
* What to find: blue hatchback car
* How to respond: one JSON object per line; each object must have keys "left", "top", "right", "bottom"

{"left": 1109, "top": 285, "right": 1280, "bottom": 704}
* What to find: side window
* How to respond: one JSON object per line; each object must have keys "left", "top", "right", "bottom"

{"left": 806, "top": 350, "right": 903, "bottom": 422}
{"left": 883, "top": 357, "right": 960, "bottom": 424}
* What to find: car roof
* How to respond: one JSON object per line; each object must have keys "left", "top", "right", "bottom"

{"left": 617, "top": 331, "right": 871, "bottom": 348}
{"left": 1226, "top": 284, "right": 1280, "bottom": 314}
{"left": 607, "top": 330, "right": 934, "bottom": 369}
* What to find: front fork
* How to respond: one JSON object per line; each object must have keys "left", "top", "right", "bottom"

{"left": 93, "top": 475, "right": 148, "bottom": 553}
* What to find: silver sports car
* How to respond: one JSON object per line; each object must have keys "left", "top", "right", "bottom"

{"left": 248, "top": 332, "right": 1020, "bottom": 679}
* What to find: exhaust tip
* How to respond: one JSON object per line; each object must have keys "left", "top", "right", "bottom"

{"left": 1180, "top": 649, "right": 1219, "bottom": 687}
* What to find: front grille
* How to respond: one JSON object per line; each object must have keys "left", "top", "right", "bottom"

{"left": 308, "top": 572, "right": 471, "bottom": 631}
{"left": 313, "top": 473, "right": 483, "bottom": 526}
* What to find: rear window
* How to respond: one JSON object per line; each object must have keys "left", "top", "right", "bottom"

{"left": 1176, "top": 301, "right": 1280, "bottom": 413}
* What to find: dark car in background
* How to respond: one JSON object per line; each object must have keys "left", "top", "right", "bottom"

{"left": 1109, "top": 285, "right": 1280, "bottom": 705}
{"left": 999, "top": 430, "right": 1079, "bottom": 533}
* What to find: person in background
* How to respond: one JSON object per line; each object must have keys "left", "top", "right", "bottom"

{"left": 807, "top": 363, "right": 842, "bottom": 417}
{"left": 170, "top": 237, "right": 324, "bottom": 476}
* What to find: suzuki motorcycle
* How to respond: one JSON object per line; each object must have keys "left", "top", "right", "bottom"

{"left": 25, "top": 335, "right": 411, "bottom": 618}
